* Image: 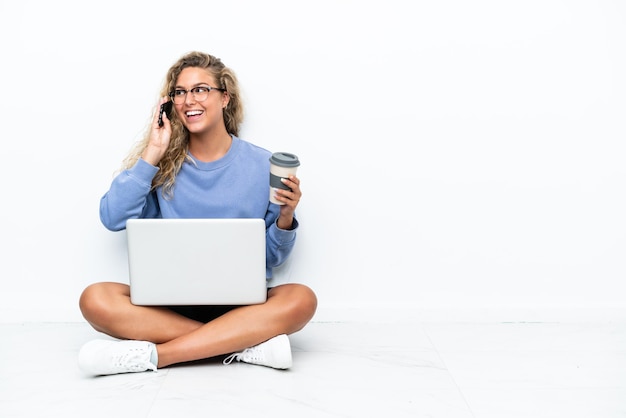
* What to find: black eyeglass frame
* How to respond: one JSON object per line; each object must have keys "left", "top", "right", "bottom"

{"left": 168, "top": 86, "right": 226, "bottom": 104}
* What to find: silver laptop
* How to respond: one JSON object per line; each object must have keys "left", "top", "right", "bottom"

{"left": 126, "top": 218, "right": 267, "bottom": 306}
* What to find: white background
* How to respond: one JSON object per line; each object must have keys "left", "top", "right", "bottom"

{"left": 0, "top": 0, "right": 624, "bottom": 322}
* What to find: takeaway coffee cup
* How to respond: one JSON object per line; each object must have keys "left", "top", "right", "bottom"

{"left": 269, "top": 152, "right": 300, "bottom": 205}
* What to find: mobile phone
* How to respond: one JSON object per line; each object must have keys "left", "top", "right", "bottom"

{"left": 158, "top": 101, "right": 173, "bottom": 127}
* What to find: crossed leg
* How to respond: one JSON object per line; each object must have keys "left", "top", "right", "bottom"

{"left": 79, "top": 281, "right": 317, "bottom": 368}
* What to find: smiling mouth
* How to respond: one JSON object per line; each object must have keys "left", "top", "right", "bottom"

{"left": 186, "top": 110, "right": 204, "bottom": 117}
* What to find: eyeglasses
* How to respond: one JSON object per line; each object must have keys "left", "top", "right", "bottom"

{"left": 168, "top": 86, "right": 225, "bottom": 104}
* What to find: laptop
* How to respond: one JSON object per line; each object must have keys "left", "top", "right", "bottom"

{"left": 126, "top": 218, "right": 267, "bottom": 306}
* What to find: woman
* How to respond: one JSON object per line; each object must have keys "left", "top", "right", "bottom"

{"left": 78, "top": 51, "right": 317, "bottom": 375}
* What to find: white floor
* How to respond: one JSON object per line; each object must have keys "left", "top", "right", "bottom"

{"left": 1, "top": 319, "right": 625, "bottom": 418}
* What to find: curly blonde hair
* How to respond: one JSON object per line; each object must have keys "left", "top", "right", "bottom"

{"left": 121, "top": 51, "right": 244, "bottom": 198}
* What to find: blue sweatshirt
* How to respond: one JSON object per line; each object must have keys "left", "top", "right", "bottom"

{"left": 100, "top": 135, "right": 297, "bottom": 278}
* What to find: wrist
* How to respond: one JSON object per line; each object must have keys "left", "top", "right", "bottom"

{"left": 141, "top": 148, "right": 163, "bottom": 167}
{"left": 276, "top": 217, "right": 294, "bottom": 230}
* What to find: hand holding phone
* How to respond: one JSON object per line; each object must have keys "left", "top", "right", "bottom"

{"left": 158, "top": 101, "right": 173, "bottom": 127}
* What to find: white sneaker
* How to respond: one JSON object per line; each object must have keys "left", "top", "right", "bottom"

{"left": 223, "top": 334, "right": 292, "bottom": 369}
{"left": 78, "top": 339, "right": 157, "bottom": 376}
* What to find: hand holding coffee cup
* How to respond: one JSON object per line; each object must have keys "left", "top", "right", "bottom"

{"left": 269, "top": 152, "right": 300, "bottom": 205}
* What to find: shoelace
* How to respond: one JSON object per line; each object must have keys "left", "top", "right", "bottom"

{"left": 114, "top": 346, "right": 155, "bottom": 371}
{"left": 223, "top": 347, "right": 262, "bottom": 365}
